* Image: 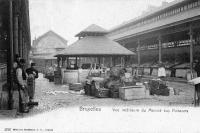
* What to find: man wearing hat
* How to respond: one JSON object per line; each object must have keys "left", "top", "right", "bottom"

{"left": 194, "top": 59, "right": 200, "bottom": 106}
{"left": 26, "top": 63, "right": 38, "bottom": 103}
{"left": 16, "top": 59, "right": 29, "bottom": 113}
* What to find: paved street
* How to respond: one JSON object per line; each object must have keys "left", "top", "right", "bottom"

{"left": 20, "top": 73, "right": 194, "bottom": 117}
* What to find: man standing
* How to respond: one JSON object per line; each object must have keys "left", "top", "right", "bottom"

{"left": 158, "top": 62, "right": 166, "bottom": 80}
{"left": 26, "top": 63, "right": 38, "bottom": 103}
{"left": 194, "top": 59, "right": 200, "bottom": 106}
{"left": 16, "top": 59, "right": 29, "bottom": 113}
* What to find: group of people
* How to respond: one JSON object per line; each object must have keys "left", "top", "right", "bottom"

{"left": 157, "top": 60, "right": 200, "bottom": 106}
{"left": 13, "top": 54, "right": 38, "bottom": 113}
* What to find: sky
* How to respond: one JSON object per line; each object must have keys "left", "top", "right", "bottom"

{"left": 29, "top": 0, "right": 175, "bottom": 45}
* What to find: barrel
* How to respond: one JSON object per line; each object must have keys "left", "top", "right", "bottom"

{"left": 0, "top": 90, "right": 9, "bottom": 110}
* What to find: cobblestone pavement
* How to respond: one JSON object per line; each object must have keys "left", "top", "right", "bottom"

{"left": 19, "top": 73, "right": 194, "bottom": 118}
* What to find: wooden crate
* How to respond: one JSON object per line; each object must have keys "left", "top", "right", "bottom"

{"left": 119, "top": 86, "right": 146, "bottom": 100}
{"left": 79, "top": 70, "right": 90, "bottom": 83}
{"left": 69, "top": 83, "right": 83, "bottom": 91}
{"left": 54, "top": 76, "right": 62, "bottom": 84}
{"left": 63, "top": 70, "right": 78, "bottom": 84}
{"left": 95, "top": 88, "right": 109, "bottom": 98}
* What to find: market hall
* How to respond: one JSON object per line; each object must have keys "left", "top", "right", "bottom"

{"left": 107, "top": 0, "right": 200, "bottom": 79}
{"left": 0, "top": 0, "right": 200, "bottom": 117}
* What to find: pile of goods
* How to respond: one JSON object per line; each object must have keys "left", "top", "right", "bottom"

{"left": 148, "top": 79, "right": 169, "bottom": 96}
{"left": 83, "top": 67, "right": 143, "bottom": 99}
{"left": 104, "top": 75, "right": 121, "bottom": 98}
{"left": 84, "top": 77, "right": 110, "bottom": 98}
{"left": 45, "top": 67, "right": 55, "bottom": 82}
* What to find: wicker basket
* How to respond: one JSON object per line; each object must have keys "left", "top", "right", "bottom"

{"left": 110, "top": 90, "right": 119, "bottom": 98}
{"left": 95, "top": 88, "right": 109, "bottom": 98}
{"left": 84, "top": 84, "right": 91, "bottom": 96}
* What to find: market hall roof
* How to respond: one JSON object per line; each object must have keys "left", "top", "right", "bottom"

{"left": 107, "top": 0, "right": 200, "bottom": 41}
{"left": 75, "top": 24, "right": 108, "bottom": 37}
{"left": 55, "top": 24, "right": 135, "bottom": 57}
{"left": 109, "top": 0, "right": 187, "bottom": 32}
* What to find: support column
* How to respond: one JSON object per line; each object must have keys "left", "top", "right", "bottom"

{"left": 137, "top": 40, "right": 141, "bottom": 66}
{"left": 102, "top": 57, "right": 105, "bottom": 67}
{"left": 22, "top": 37, "right": 24, "bottom": 58}
{"left": 14, "top": 14, "right": 19, "bottom": 55}
{"left": 189, "top": 25, "right": 194, "bottom": 76}
{"left": 120, "top": 56, "right": 125, "bottom": 67}
{"left": 62, "top": 57, "right": 66, "bottom": 67}
{"left": 67, "top": 57, "right": 69, "bottom": 68}
{"left": 98, "top": 57, "right": 101, "bottom": 67}
{"left": 57, "top": 57, "right": 61, "bottom": 68}
{"left": 75, "top": 57, "right": 78, "bottom": 67}
{"left": 158, "top": 35, "right": 162, "bottom": 63}
{"left": 110, "top": 57, "right": 113, "bottom": 67}
{"left": 113, "top": 57, "right": 116, "bottom": 66}
{"left": 8, "top": 0, "right": 14, "bottom": 110}
{"left": 124, "top": 56, "right": 127, "bottom": 68}
{"left": 18, "top": 22, "right": 22, "bottom": 57}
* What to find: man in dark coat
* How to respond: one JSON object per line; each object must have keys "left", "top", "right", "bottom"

{"left": 194, "top": 60, "right": 200, "bottom": 77}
